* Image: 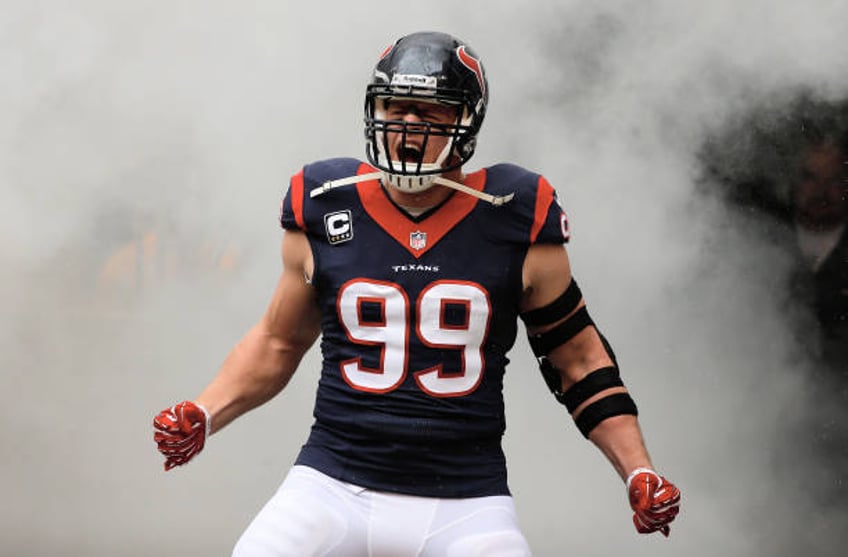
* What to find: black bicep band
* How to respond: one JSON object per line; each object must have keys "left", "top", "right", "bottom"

{"left": 574, "top": 392, "right": 638, "bottom": 438}
{"left": 561, "top": 366, "right": 623, "bottom": 413}
{"left": 520, "top": 279, "right": 583, "bottom": 327}
{"left": 538, "top": 363, "right": 635, "bottom": 438}
{"left": 527, "top": 306, "right": 594, "bottom": 356}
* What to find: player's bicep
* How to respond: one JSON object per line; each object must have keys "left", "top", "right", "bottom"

{"left": 520, "top": 243, "right": 612, "bottom": 386}
{"left": 263, "top": 230, "right": 321, "bottom": 350}
{"left": 520, "top": 243, "right": 572, "bottom": 312}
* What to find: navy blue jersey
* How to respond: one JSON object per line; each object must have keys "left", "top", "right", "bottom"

{"left": 280, "top": 158, "right": 569, "bottom": 497}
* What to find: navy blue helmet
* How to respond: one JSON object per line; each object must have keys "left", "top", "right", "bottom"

{"left": 364, "top": 31, "right": 489, "bottom": 187}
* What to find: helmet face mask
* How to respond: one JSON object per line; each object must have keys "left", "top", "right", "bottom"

{"left": 364, "top": 32, "right": 488, "bottom": 193}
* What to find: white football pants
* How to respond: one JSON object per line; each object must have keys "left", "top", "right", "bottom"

{"left": 232, "top": 465, "right": 532, "bottom": 557}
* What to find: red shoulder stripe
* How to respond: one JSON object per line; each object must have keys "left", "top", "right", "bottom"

{"left": 530, "top": 176, "right": 555, "bottom": 243}
{"left": 291, "top": 169, "right": 306, "bottom": 230}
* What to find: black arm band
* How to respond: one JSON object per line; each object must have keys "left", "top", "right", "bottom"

{"left": 520, "top": 279, "right": 583, "bottom": 327}
{"left": 574, "top": 392, "right": 638, "bottom": 438}
{"left": 561, "top": 366, "right": 623, "bottom": 413}
{"left": 528, "top": 306, "right": 594, "bottom": 356}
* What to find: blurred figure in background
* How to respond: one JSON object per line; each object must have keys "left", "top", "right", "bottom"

{"left": 787, "top": 131, "right": 848, "bottom": 512}
{"left": 790, "top": 132, "right": 848, "bottom": 369}
{"left": 701, "top": 103, "right": 848, "bottom": 519}
{"left": 701, "top": 98, "right": 848, "bottom": 371}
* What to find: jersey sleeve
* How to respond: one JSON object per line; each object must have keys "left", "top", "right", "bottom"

{"left": 279, "top": 168, "right": 306, "bottom": 231}
{"left": 280, "top": 158, "right": 364, "bottom": 232}
{"left": 529, "top": 175, "right": 570, "bottom": 245}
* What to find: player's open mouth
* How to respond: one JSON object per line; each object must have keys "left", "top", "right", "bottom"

{"left": 398, "top": 145, "right": 423, "bottom": 164}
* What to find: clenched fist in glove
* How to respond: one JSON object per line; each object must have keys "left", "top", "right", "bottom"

{"left": 626, "top": 467, "right": 681, "bottom": 537}
{"left": 153, "top": 401, "right": 211, "bottom": 471}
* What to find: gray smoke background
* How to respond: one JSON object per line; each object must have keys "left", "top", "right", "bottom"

{"left": 3, "top": 0, "right": 847, "bottom": 555}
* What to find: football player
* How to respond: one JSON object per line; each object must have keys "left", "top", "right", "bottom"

{"left": 153, "top": 31, "right": 681, "bottom": 556}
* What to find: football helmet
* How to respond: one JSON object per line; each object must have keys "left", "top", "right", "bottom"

{"left": 364, "top": 31, "right": 489, "bottom": 193}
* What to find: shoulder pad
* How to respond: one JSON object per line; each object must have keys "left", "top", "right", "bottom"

{"left": 482, "top": 164, "right": 569, "bottom": 245}
{"left": 280, "top": 158, "right": 367, "bottom": 231}
{"left": 301, "top": 158, "right": 364, "bottom": 193}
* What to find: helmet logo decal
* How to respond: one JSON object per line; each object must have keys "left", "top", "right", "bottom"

{"left": 378, "top": 43, "right": 395, "bottom": 60}
{"left": 456, "top": 46, "right": 486, "bottom": 97}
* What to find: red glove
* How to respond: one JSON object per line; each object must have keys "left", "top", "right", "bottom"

{"left": 153, "top": 401, "right": 211, "bottom": 471}
{"left": 626, "top": 467, "right": 681, "bottom": 537}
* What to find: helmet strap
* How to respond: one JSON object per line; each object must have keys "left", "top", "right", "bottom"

{"left": 310, "top": 171, "right": 513, "bottom": 207}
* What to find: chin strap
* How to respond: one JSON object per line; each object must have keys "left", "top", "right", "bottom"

{"left": 432, "top": 176, "right": 514, "bottom": 206}
{"left": 309, "top": 171, "right": 514, "bottom": 207}
{"left": 309, "top": 171, "right": 383, "bottom": 198}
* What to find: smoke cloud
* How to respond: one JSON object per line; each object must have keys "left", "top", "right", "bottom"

{"left": 3, "top": 1, "right": 846, "bottom": 555}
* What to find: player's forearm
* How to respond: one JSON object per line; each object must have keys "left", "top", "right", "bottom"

{"left": 587, "top": 414, "right": 654, "bottom": 482}
{"left": 195, "top": 321, "right": 312, "bottom": 434}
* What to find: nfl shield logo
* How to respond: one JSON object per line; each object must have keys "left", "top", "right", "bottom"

{"left": 409, "top": 231, "right": 427, "bottom": 251}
